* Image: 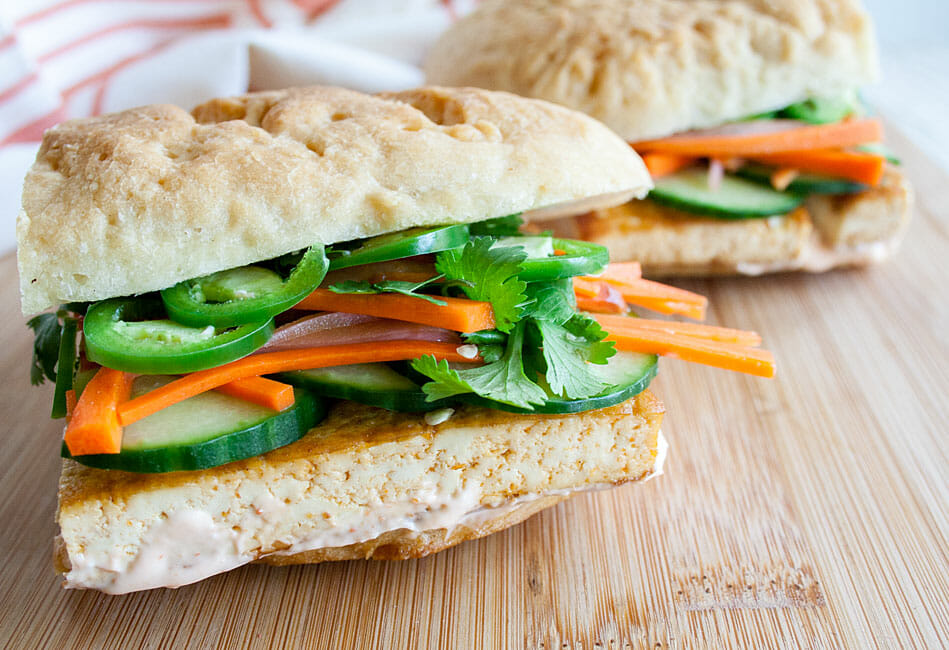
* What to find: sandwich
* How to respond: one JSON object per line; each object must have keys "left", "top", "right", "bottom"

{"left": 424, "top": 0, "right": 913, "bottom": 276}
{"left": 19, "top": 85, "right": 773, "bottom": 594}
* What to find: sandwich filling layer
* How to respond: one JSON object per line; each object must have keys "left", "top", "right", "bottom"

{"left": 56, "top": 394, "right": 664, "bottom": 594}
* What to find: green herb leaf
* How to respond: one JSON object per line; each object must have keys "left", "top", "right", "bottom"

{"left": 413, "top": 321, "right": 546, "bottom": 408}
{"left": 524, "top": 280, "right": 577, "bottom": 325}
{"left": 436, "top": 237, "right": 528, "bottom": 333}
{"left": 535, "top": 319, "right": 614, "bottom": 399}
{"left": 328, "top": 276, "right": 447, "bottom": 305}
{"left": 27, "top": 313, "right": 62, "bottom": 386}
{"left": 469, "top": 213, "right": 523, "bottom": 237}
{"left": 476, "top": 344, "right": 505, "bottom": 363}
{"left": 327, "top": 280, "right": 377, "bottom": 294}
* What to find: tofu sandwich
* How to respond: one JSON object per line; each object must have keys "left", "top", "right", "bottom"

{"left": 425, "top": 0, "right": 913, "bottom": 276}
{"left": 20, "top": 86, "right": 772, "bottom": 594}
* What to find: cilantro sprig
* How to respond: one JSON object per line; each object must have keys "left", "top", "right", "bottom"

{"left": 412, "top": 321, "right": 547, "bottom": 409}
{"left": 410, "top": 237, "right": 622, "bottom": 407}
{"left": 436, "top": 237, "right": 529, "bottom": 333}
{"left": 27, "top": 313, "right": 62, "bottom": 386}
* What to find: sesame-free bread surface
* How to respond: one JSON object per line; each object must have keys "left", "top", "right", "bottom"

{"left": 17, "top": 85, "right": 651, "bottom": 315}
{"left": 56, "top": 392, "right": 664, "bottom": 593}
{"left": 424, "top": 0, "right": 878, "bottom": 141}
{"left": 541, "top": 167, "right": 911, "bottom": 276}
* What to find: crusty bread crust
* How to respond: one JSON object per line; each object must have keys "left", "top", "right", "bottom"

{"left": 425, "top": 0, "right": 878, "bottom": 141}
{"left": 537, "top": 167, "right": 911, "bottom": 276}
{"left": 17, "top": 85, "right": 650, "bottom": 315}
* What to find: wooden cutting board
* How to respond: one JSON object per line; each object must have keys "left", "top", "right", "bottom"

{"left": 0, "top": 127, "right": 946, "bottom": 650}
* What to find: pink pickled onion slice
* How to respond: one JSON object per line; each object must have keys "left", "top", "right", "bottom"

{"left": 258, "top": 312, "right": 461, "bottom": 353}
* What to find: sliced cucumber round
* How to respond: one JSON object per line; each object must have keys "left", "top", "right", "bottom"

{"left": 63, "top": 376, "right": 324, "bottom": 473}
{"left": 276, "top": 363, "right": 450, "bottom": 412}
{"left": 649, "top": 169, "right": 803, "bottom": 219}
{"left": 329, "top": 224, "right": 469, "bottom": 270}
{"left": 457, "top": 350, "right": 658, "bottom": 414}
{"left": 736, "top": 163, "right": 866, "bottom": 195}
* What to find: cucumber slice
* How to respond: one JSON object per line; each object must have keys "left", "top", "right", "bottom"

{"left": 736, "top": 163, "right": 866, "bottom": 195}
{"left": 649, "top": 169, "right": 803, "bottom": 219}
{"left": 457, "top": 350, "right": 658, "bottom": 414}
{"left": 64, "top": 376, "right": 323, "bottom": 473}
{"left": 276, "top": 363, "right": 449, "bottom": 412}
{"left": 329, "top": 224, "right": 469, "bottom": 270}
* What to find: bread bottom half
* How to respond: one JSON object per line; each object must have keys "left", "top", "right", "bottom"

{"left": 55, "top": 391, "right": 664, "bottom": 593}
{"left": 537, "top": 168, "right": 912, "bottom": 277}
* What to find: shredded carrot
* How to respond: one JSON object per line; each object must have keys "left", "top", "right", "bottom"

{"left": 64, "top": 368, "right": 135, "bottom": 455}
{"left": 751, "top": 149, "right": 885, "bottom": 187}
{"left": 575, "top": 276, "right": 708, "bottom": 321}
{"left": 601, "top": 326, "right": 775, "bottom": 377}
{"left": 632, "top": 118, "right": 883, "bottom": 157}
{"left": 592, "top": 314, "right": 762, "bottom": 346}
{"left": 216, "top": 376, "right": 296, "bottom": 412}
{"left": 575, "top": 282, "right": 628, "bottom": 314}
{"left": 295, "top": 290, "right": 495, "bottom": 332}
{"left": 595, "top": 262, "right": 642, "bottom": 285}
{"left": 641, "top": 152, "right": 697, "bottom": 178}
{"left": 770, "top": 168, "right": 800, "bottom": 191}
{"left": 117, "top": 341, "right": 475, "bottom": 426}
{"left": 553, "top": 249, "right": 567, "bottom": 256}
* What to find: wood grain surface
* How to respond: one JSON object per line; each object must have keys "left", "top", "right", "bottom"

{"left": 0, "top": 127, "right": 946, "bottom": 649}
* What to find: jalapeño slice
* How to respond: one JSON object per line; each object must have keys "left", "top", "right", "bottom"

{"left": 84, "top": 297, "right": 273, "bottom": 374}
{"left": 328, "top": 224, "right": 469, "bottom": 270}
{"left": 161, "top": 245, "right": 328, "bottom": 328}
{"left": 510, "top": 237, "right": 609, "bottom": 282}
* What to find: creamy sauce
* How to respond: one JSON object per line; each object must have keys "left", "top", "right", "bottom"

{"left": 735, "top": 239, "right": 895, "bottom": 276}
{"left": 64, "top": 431, "right": 669, "bottom": 594}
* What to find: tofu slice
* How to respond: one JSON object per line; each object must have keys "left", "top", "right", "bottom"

{"left": 56, "top": 392, "right": 664, "bottom": 593}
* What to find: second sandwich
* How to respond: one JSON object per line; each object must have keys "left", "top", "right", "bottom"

{"left": 426, "top": 0, "right": 913, "bottom": 276}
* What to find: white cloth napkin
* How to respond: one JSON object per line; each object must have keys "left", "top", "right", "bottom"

{"left": 0, "top": 0, "right": 478, "bottom": 254}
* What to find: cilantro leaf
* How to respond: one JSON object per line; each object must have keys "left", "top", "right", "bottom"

{"left": 524, "top": 280, "right": 577, "bottom": 325}
{"left": 27, "top": 313, "right": 62, "bottom": 386}
{"left": 410, "top": 356, "right": 473, "bottom": 402}
{"left": 476, "top": 344, "right": 504, "bottom": 363}
{"left": 535, "top": 319, "right": 614, "bottom": 399}
{"left": 328, "top": 280, "right": 377, "bottom": 294}
{"left": 436, "top": 237, "right": 528, "bottom": 333}
{"left": 469, "top": 213, "right": 523, "bottom": 237}
{"left": 328, "top": 276, "right": 447, "bottom": 306}
{"left": 412, "top": 321, "right": 546, "bottom": 408}
{"left": 563, "top": 314, "right": 615, "bottom": 358}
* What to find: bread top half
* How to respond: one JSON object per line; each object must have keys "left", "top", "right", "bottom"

{"left": 425, "top": 0, "right": 879, "bottom": 142}
{"left": 17, "top": 85, "right": 650, "bottom": 315}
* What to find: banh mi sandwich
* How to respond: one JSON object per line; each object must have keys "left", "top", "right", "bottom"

{"left": 425, "top": 0, "right": 913, "bottom": 276}
{"left": 19, "top": 86, "right": 774, "bottom": 594}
